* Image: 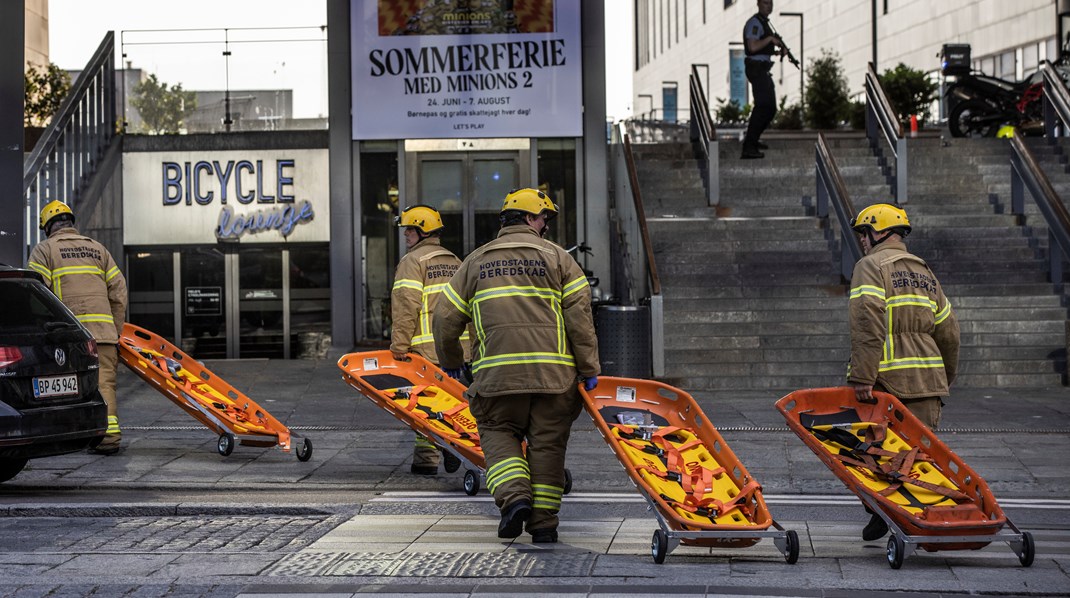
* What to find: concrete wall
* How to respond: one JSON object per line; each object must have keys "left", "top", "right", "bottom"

{"left": 634, "top": 0, "right": 1055, "bottom": 115}
{"left": 25, "top": 0, "right": 48, "bottom": 68}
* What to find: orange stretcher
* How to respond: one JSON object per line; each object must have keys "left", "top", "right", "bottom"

{"left": 118, "top": 323, "right": 312, "bottom": 460}
{"left": 336, "top": 350, "right": 573, "bottom": 496}
{"left": 776, "top": 387, "right": 1034, "bottom": 569}
{"left": 581, "top": 376, "right": 799, "bottom": 564}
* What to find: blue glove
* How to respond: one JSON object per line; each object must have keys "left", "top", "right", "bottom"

{"left": 444, "top": 368, "right": 465, "bottom": 381}
{"left": 583, "top": 376, "right": 598, "bottom": 391}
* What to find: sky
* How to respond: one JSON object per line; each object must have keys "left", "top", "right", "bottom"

{"left": 49, "top": 1, "right": 634, "bottom": 121}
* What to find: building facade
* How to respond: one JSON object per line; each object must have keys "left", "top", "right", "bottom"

{"left": 633, "top": 0, "right": 1061, "bottom": 120}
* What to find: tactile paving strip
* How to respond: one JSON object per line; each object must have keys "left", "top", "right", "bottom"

{"left": 267, "top": 551, "right": 597, "bottom": 577}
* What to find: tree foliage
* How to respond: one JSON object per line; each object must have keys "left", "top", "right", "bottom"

{"left": 131, "top": 74, "right": 197, "bottom": 134}
{"left": 805, "top": 49, "right": 850, "bottom": 130}
{"left": 878, "top": 63, "right": 940, "bottom": 127}
{"left": 24, "top": 63, "right": 71, "bottom": 127}
{"left": 772, "top": 96, "right": 803, "bottom": 129}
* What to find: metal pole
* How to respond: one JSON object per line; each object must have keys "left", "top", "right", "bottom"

{"left": 779, "top": 12, "right": 804, "bottom": 105}
{"left": 223, "top": 29, "right": 233, "bottom": 132}
{"left": 871, "top": 0, "right": 878, "bottom": 70}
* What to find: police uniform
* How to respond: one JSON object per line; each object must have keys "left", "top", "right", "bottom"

{"left": 848, "top": 241, "right": 960, "bottom": 428}
{"left": 434, "top": 222, "right": 599, "bottom": 538}
{"left": 742, "top": 12, "right": 778, "bottom": 155}
{"left": 28, "top": 225, "right": 128, "bottom": 451}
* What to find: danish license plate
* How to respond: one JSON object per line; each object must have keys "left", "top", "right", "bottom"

{"left": 33, "top": 374, "right": 79, "bottom": 398}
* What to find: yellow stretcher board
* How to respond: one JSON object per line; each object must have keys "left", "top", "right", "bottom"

{"left": 581, "top": 376, "right": 799, "bottom": 564}
{"left": 118, "top": 323, "right": 312, "bottom": 460}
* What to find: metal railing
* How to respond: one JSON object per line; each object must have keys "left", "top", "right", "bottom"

{"left": 612, "top": 122, "right": 664, "bottom": 376}
{"left": 864, "top": 62, "right": 908, "bottom": 204}
{"left": 23, "top": 32, "right": 117, "bottom": 254}
{"left": 689, "top": 64, "right": 719, "bottom": 206}
{"left": 1042, "top": 60, "right": 1070, "bottom": 141}
{"left": 1009, "top": 131, "right": 1070, "bottom": 288}
{"left": 815, "top": 133, "right": 864, "bottom": 281}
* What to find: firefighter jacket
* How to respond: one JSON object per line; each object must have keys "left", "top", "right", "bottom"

{"left": 28, "top": 227, "right": 128, "bottom": 345}
{"left": 390, "top": 236, "right": 462, "bottom": 364}
{"left": 847, "top": 239, "right": 960, "bottom": 399}
{"left": 433, "top": 225, "right": 600, "bottom": 398}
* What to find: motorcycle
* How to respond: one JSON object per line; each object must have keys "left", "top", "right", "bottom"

{"left": 944, "top": 70, "right": 1044, "bottom": 137}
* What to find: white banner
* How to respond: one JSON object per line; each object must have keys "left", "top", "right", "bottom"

{"left": 351, "top": 0, "right": 582, "bottom": 140}
{"left": 122, "top": 149, "right": 330, "bottom": 245}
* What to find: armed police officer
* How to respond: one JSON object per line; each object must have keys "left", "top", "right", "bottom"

{"left": 391, "top": 204, "right": 466, "bottom": 476}
{"left": 29, "top": 201, "right": 128, "bottom": 455}
{"left": 741, "top": 0, "right": 784, "bottom": 159}
{"left": 847, "top": 203, "right": 960, "bottom": 541}
{"left": 433, "top": 188, "right": 599, "bottom": 544}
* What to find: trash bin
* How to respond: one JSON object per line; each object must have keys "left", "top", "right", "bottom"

{"left": 594, "top": 305, "right": 651, "bottom": 378}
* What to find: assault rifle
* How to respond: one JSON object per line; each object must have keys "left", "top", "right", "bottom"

{"left": 775, "top": 36, "right": 801, "bottom": 70}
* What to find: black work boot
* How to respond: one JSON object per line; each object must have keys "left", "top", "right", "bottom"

{"left": 530, "top": 528, "right": 558, "bottom": 543}
{"left": 497, "top": 500, "right": 532, "bottom": 538}
{"left": 862, "top": 512, "right": 889, "bottom": 541}
{"left": 740, "top": 146, "right": 765, "bottom": 159}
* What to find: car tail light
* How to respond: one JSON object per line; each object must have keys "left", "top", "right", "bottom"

{"left": 86, "top": 339, "right": 98, "bottom": 358}
{"left": 0, "top": 346, "right": 23, "bottom": 369}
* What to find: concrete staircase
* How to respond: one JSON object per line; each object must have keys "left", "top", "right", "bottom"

{"left": 626, "top": 131, "right": 1067, "bottom": 394}
{"left": 632, "top": 135, "right": 850, "bottom": 393}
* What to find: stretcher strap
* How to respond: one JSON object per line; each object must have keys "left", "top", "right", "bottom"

{"left": 660, "top": 479, "right": 759, "bottom": 520}
{"left": 830, "top": 441, "right": 969, "bottom": 502}
{"left": 395, "top": 387, "right": 479, "bottom": 442}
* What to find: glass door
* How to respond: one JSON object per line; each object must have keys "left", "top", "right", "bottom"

{"left": 415, "top": 152, "right": 520, "bottom": 256}
{"left": 236, "top": 248, "right": 284, "bottom": 358}
{"left": 179, "top": 247, "right": 227, "bottom": 359}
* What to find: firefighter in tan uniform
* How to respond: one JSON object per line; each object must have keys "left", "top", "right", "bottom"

{"left": 847, "top": 203, "right": 960, "bottom": 541}
{"left": 391, "top": 205, "right": 466, "bottom": 475}
{"left": 28, "top": 201, "right": 128, "bottom": 455}
{"left": 434, "top": 188, "right": 600, "bottom": 543}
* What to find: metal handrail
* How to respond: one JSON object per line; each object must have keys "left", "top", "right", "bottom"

{"left": 688, "top": 64, "right": 719, "bottom": 206}
{"left": 815, "top": 133, "right": 864, "bottom": 280}
{"left": 1008, "top": 131, "right": 1070, "bottom": 288}
{"left": 1041, "top": 60, "right": 1070, "bottom": 140}
{"left": 621, "top": 130, "right": 662, "bottom": 297}
{"left": 864, "top": 62, "right": 908, "bottom": 204}
{"left": 23, "top": 32, "right": 117, "bottom": 256}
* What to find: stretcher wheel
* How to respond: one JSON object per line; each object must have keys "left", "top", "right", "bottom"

{"left": 651, "top": 529, "right": 668, "bottom": 564}
{"left": 563, "top": 468, "right": 573, "bottom": 495}
{"left": 1019, "top": 531, "right": 1035, "bottom": 567}
{"left": 463, "top": 470, "right": 479, "bottom": 496}
{"left": 887, "top": 535, "right": 905, "bottom": 569}
{"left": 784, "top": 529, "right": 800, "bottom": 564}
{"left": 442, "top": 449, "right": 461, "bottom": 473}
{"left": 217, "top": 433, "right": 235, "bottom": 456}
{"left": 296, "top": 438, "right": 313, "bottom": 462}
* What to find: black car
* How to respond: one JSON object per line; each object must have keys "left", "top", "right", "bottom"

{"left": 0, "top": 265, "right": 107, "bottom": 482}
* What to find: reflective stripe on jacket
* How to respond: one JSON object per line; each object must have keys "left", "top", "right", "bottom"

{"left": 848, "top": 240, "right": 960, "bottom": 398}
{"left": 27, "top": 227, "right": 128, "bottom": 344}
{"left": 433, "top": 225, "right": 600, "bottom": 397}
{"left": 389, "top": 237, "right": 462, "bottom": 364}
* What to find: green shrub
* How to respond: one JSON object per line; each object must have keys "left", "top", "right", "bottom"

{"left": 805, "top": 49, "right": 850, "bottom": 130}
{"left": 24, "top": 63, "right": 71, "bottom": 128}
{"left": 878, "top": 63, "right": 939, "bottom": 127}
{"left": 713, "top": 97, "right": 750, "bottom": 125}
{"left": 772, "top": 96, "right": 803, "bottom": 129}
{"left": 847, "top": 100, "right": 867, "bottom": 130}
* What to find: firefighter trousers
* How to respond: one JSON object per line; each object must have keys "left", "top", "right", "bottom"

{"left": 469, "top": 388, "right": 583, "bottom": 533}
{"left": 98, "top": 343, "right": 121, "bottom": 448}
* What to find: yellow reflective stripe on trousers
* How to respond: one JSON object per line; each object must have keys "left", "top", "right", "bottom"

{"left": 414, "top": 435, "right": 436, "bottom": 448}
{"left": 77, "top": 313, "right": 115, "bottom": 324}
{"left": 106, "top": 415, "right": 121, "bottom": 434}
{"left": 532, "top": 483, "right": 563, "bottom": 510}
{"left": 486, "top": 457, "right": 530, "bottom": 494}
{"left": 443, "top": 284, "right": 471, "bottom": 318}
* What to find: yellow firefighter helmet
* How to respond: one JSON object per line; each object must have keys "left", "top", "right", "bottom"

{"left": 501, "top": 188, "right": 558, "bottom": 217}
{"left": 395, "top": 204, "right": 444, "bottom": 234}
{"left": 39, "top": 200, "right": 74, "bottom": 230}
{"left": 851, "top": 203, "right": 911, "bottom": 235}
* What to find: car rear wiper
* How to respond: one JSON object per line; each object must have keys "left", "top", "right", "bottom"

{"left": 44, "top": 321, "right": 81, "bottom": 332}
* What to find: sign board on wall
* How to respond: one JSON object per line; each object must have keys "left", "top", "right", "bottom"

{"left": 350, "top": 0, "right": 583, "bottom": 140}
{"left": 122, "top": 149, "right": 330, "bottom": 245}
